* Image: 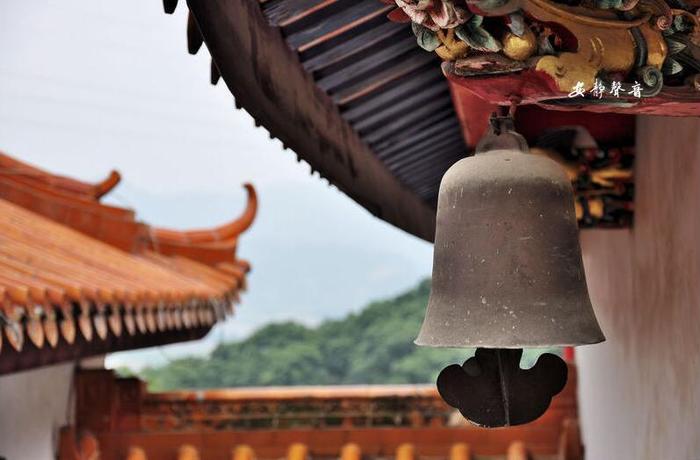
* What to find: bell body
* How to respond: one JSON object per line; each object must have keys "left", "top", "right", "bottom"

{"left": 416, "top": 149, "right": 605, "bottom": 348}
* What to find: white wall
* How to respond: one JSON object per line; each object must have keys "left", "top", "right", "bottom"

{"left": 578, "top": 116, "right": 700, "bottom": 460}
{"left": 0, "top": 363, "right": 74, "bottom": 460}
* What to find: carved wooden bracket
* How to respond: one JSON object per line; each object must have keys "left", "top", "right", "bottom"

{"left": 384, "top": 0, "right": 700, "bottom": 114}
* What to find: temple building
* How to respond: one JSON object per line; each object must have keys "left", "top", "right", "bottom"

{"left": 58, "top": 365, "right": 582, "bottom": 459}
{"left": 0, "top": 153, "right": 256, "bottom": 458}
{"left": 173, "top": 0, "right": 697, "bottom": 457}
{"left": 2, "top": 0, "right": 700, "bottom": 458}
{"left": 0, "top": 153, "right": 583, "bottom": 460}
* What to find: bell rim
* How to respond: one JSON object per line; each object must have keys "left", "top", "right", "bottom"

{"left": 413, "top": 335, "right": 606, "bottom": 349}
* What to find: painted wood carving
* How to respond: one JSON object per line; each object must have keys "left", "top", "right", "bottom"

{"left": 532, "top": 126, "right": 635, "bottom": 227}
{"left": 382, "top": 0, "right": 700, "bottom": 114}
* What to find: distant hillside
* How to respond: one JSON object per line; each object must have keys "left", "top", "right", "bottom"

{"left": 131, "top": 279, "right": 557, "bottom": 390}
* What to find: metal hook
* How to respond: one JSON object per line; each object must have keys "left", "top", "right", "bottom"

{"left": 475, "top": 108, "right": 528, "bottom": 155}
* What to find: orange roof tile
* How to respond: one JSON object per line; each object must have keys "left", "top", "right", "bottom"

{"left": 0, "top": 173, "right": 146, "bottom": 252}
{"left": 0, "top": 151, "right": 121, "bottom": 200}
{"left": 0, "top": 152, "right": 258, "bottom": 267}
{"left": 0, "top": 153, "right": 256, "bottom": 374}
{"left": 0, "top": 199, "right": 233, "bottom": 354}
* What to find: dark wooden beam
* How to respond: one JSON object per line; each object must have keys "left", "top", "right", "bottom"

{"left": 283, "top": 1, "right": 393, "bottom": 52}
{"left": 186, "top": 0, "right": 436, "bottom": 241}
{"left": 386, "top": 137, "right": 465, "bottom": 172}
{"left": 301, "top": 20, "right": 406, "bottom": 73}
{"left": 341, "top": 68, "right": 444, "bottom": 123}
{"left": 374, "top": 118, "right": 460, "bottom": 159}
{"left": 262, "top": 0, "right": 339, "bottom": 28}
{"left": 391, "top": 142, "right": 464, "bottom": 176}
{"left": 315, "top": 36, "right": 419, "bottom": 93}
{"left": 360, "top": 98, "right": 454, "bottom": 144}
{"left": 351, "top": 85, "right": 450, "bottom": 132}
{"left": 334, "top": 54, "right": 436, "bottom": 105}
{"left": 367, "top": 109, "right": 454, "bottom": 151}
{"left": 396, "top": 153, "right": 463, "bottom": 187}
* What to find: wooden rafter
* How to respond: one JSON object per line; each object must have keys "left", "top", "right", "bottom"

{"left": 185, "top": 0, "right": 438, "bottom": 242}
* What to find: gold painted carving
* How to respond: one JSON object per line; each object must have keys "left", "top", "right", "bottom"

{"left": 503, "top": 28, "right": 538, "bottom": 61}
{"left": 435, "top": 29, "right": 470, "bottom": 60}
{"left": 526, "top": 0, "right": 667, "bottom": 91}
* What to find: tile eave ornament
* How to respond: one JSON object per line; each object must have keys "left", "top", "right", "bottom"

{"left": 387, "top": 0, "right": 700, "bottom": 113}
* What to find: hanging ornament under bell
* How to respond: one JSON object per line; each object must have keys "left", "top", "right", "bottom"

{"left": 416, "top": 113, "right": 604, "bottom": 427}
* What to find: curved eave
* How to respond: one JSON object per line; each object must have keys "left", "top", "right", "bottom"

{"left": 0, "top": 151, "right": 121, "bottom": 200}
{"left": 152, "top": 183, "right": 258, "bottom": 244}
{"left": 185, "top": 0, "right": 436, "bottom": 242}
{"left": 0, "top": 199, "right": 239, "bottom": 375}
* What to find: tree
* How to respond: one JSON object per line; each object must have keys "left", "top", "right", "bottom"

{"left": 128, "top": 279, "right": 560, "bottom": 390}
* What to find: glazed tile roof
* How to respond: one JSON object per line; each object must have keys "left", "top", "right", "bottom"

{"left": 0, "top": 153, "right": 256, "bottom": 374}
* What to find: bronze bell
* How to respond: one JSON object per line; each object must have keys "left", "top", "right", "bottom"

{"left": 416, "top": 117, "right": 604, "bottom": 349}
{"left": 416, "top": 114, "right": 604, "bottom": 427}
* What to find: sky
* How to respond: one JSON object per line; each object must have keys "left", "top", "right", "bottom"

{"left": 0, "top": 0, "right": 433, "bottom": 369}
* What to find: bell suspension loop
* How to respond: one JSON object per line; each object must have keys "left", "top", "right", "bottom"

{"left": 475, "top": 107, "right": 529, "bottom": 155}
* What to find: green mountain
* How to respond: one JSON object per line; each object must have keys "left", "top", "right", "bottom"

{"left": 131, "top": 279, "right": 557, "bottom": 391}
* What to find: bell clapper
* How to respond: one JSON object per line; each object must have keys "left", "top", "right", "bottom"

{"left": 436, "top": 348, "right": 568, "bottom": 428}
